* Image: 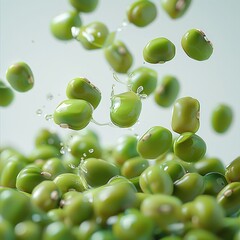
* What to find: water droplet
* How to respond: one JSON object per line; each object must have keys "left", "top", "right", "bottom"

{"left": 113, "top": 72, "right": 120, "bottom": 82}
{"left": 113, "top": 72, "right": 126, "bottom": 85}
{"left": 36, "top": 109, "right": 42, "bottom": 116}
{"left": 127, "top": 126, "right": 135, "bottom": 132}
{"left": 140, "top": 94, "right": 148, "bottom": 100}
{"left": 60, "top": 147, "right": 66, "bottom": 155}
{"left": 116, "top": 27, "right": 122, "bottom": 32}
{"left": 45, "top": 114, "right": 53, "bottom": 121}
{"left": 83, "top": 153, "right": 87, "bottom": 157}
{"left": 134, "top": 133, "right": 140, "bottom": 140}
{"left": 111, "top": 84, "right": 115, "bottom": 99}
{"left": 122, "top": 19, "right": 129, "bottom": 27}
{"left": 46, "top": 93, "right": 54, "bottom": 101}
{"left": 80, "top": 157, "right": 84, "bottom": 161}
{"left": 117, "top": 18, "right": 128, "bottom": 32}
{"left": 88, "top": 149, "right": 94, "bottom": 153}
{"left": 69, "top": 163, "right": 76, "bottom": 169}
{"left": 127, "top": 71, "right": 135, "bottom": 78}
{"left": 91, "top": 118, "right": 115, "bottom": 127}
{"left": 137, "top": 86, "right": 144, "bottom": 94}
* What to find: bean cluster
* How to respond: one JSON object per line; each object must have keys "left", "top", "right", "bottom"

{"left": 0, "top": 0, "right": 239, "bottom": 240}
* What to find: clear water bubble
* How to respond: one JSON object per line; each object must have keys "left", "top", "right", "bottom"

{"left": 36, "top": 109, "right": 42, "bottom": 116}
{"left": 117, "top": 18, "right": 128, "bottom": 32}
{"left": 69, "top": 163, "right": 76, "bottom": 169}
{"left": 127, "top": 84, "right": 132, "bottom": 91}
{"left": 127, "top": 71, "right": 135, "bottom": 78}
{"left": 88, "top": 149, "right": 94, "bottom": 153}
{"left": 111, "top": 84, "right": 115, "bottom": 99}
{"left": 91, "top": 118, "right": 113, "bottom": 127}
{"left": 134, "top": 133, "right": 140, "bottom": 140}
{"left": 112, "top": 72, "right": 126, "bottom": 85}
{"left": 140, "top": 94, "right": 148, "bottom": 100}
{"left": 83, "top": 153, "right": 87, "bottom": 158}
{"left": 46, "top": 93, "right": 54, "bottom": 101}
{"left": 137, "top": 86, "right": 144, "bottom": 94}
{"left": 45, "top": 114, "right": 53, "bottom": 121}
{"left": 122, "top": 19, "right": 129, "bottom": 27}
{"left": 60, "top": 146, "right": 66, "bottom": 155}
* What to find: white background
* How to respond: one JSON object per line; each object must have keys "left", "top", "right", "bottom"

{"left": 0, "top": 0, "right": 239, "bottom": 164}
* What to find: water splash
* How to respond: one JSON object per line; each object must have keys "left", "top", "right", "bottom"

{"left": 113, "top": 72, "right": 126, "bottom": 85}
{"left": 91, "top": 118, "right": 115, "bottom": 127}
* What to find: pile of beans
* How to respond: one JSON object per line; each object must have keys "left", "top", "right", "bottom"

{"left": 0, "top": 0, "right": 239, "bottom": 239}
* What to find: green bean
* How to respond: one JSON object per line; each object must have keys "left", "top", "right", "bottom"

{"left": 110, "top": 91, "right": 142, "bottom": 128}
{"left": 6, "top": 62, "right": 34, "bottom": 92}
{"left": 211, "top": 103, "right": 233, "bottom": 133}
{"left": 66, "top": 77, "right": 101, "bottom": 109}
{"left": 154, "top": 75, "right": 180, "bottom": 108}
{"left": 69, "top": 0, "right": 99, "bottom": 13}
{"left": 0, "top": 80, "right": 14, "bottom": 107}
{"left": 137, "top": 126, "right": 172, "bottom": 159}
{"left": 112, "top": 135, "right": 139, "bottom": 166}
{"left": 181, "top": 29, "right": 213, "bottom": 61}
{"left": 75, "top": 22, "right": 109, "bottom": 50}
{"left": 161, "top": 0, "right": 192, "bottom": 19}
{"left": 53, "top": 99, "right": 93, "bottom": 130}
{"left": 104, "top": 40, "right": 133, "bottom": 73}
{"left": 128, "top": 66, "right": 157, "bottom": 96}
{"left": 143, "top": 37, "right": 176, "bottom": 64}
{"left": 50, "top": 11, "right": 82, "bottom": 40}
{"left": 139, "top": 165, "right": 173, "bottom": 195}
{"left": 173, "top": 132, "right": 206, "bottom": 162}
{"left": 127, "top": 0, "right": 157, "bottom": 27}
{"left": 171, "top": 96, "right": 200, "bottom": 134}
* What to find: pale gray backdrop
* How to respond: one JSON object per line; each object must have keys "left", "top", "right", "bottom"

{"left": 0, "top": 0, "right": 239, "bottom": 164}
